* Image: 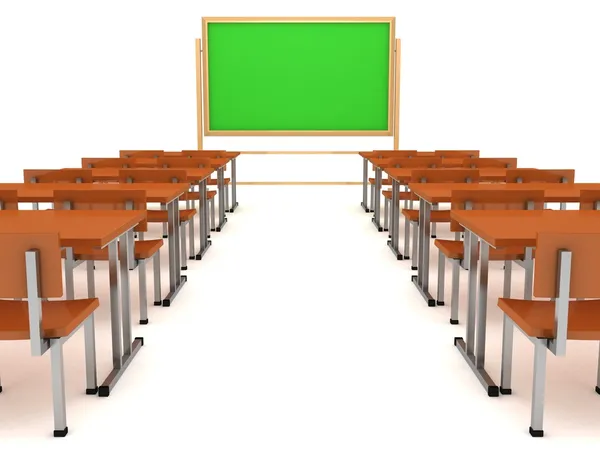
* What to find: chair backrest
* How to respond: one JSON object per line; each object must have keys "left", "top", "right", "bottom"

{"left": 34, "top": 169, "right": 94, "bottom": 184}
{"left": 410, "top": 169, "right": 480, "bottom": 184}
{"left": 82, "top": 158, "right": 132, "bottom": 169}
{"left": 52, "top": 189, "right": 148, "bottom": 231}
{"left": 181, "top": 150, "right": 230, "bottom": 158}
{"left": 435, "top": 150, "right": 480, "bottom": 158}
{"left": 156, "top": 157, "right": 212, "bottom": 168}
{"left": 118, "top": 169, "right": 189, "bottom": 184}
{"left": 119, "top": 150, "right": 164, "bottom": 158}
{"left": 0, "top": 189, "right": 19, "bottom": 210}
{"left": 462, "top": 157, "right": 518, "bottom": 169}
{"left": 0, "top": 232, "right": 63, "bottom": 300}
{"left": 505, "top": 168, "right": 575, "bottom": 184}
{"left": 396, "top": 157, "right": 443, "bottom": 168}
{"left": 577, "top": 190, "right": 600, "bottom": 211}
{"left": 23, "top": 169, "right": 52, "bottom": 183}
{"left": 533, "top": 231, "right": 600, "bottom": 354}
{"left": 450, "top": 189, "right": 545, "bottom": 232}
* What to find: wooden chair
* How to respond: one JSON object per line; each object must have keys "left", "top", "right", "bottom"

{"left": 119, "top": 150, "right": 164, "bottom": 158}
{"left": 435, "top": 190, "right": 544, "bottom": 321}
{"left": 157, "top": 157, "right": 218, "bottom": 230}
{"left": 377, "top": 157, "right": 442, "bottom": 219}
{"left": 33, "top": 169, "right": 94, "bottom": 184}
{"left": 82, "top": 158, "right": 132, "bottom": 169}
{"left": 505, "top": 168, "right": 575, "bottom": 184}
{"left": 498, "top": 231, "right": 600, "bottom": 437}
{"left": 401, "top": 169, "right": 481, "bottom": 265}
{"left": 462, "top": 157, "right": 518, "bottom": 169}
{"left": 0, "top": 189, "right": 19, "bottom": 210}
{"left": 435, "top": 150, "right": 480, "bottom": 158}
{"left": 53, "top": 189, "right": 162, "bottom": 322}
{"left": 118, "top": 169, "right": 197, "bottom": 268}
{"left": 0, "top": 232, "right": 99, "bottom": 437}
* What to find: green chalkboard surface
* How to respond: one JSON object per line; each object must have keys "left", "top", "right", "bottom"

{"left": 202, "top": 18, "right": 395, "bottom": 135}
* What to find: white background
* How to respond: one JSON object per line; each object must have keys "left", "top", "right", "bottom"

{"left": 1, "top": 0, "right": 599, "bottom": 182}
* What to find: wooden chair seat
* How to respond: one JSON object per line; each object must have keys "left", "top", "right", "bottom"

{"left": 368, "top": 177, "right": 392, "bottom": 185}
{"left": 382, "top": 190, "right": 416, "bottom": 201}
{"left": 434, "top": 239, "right": 526, "bottom": 261}
{"left": 498, "top": 298, "right": 600, "bottom": 340}
{"left": 0, "top": 298, "right": 99, "bottom": 340}
{"left": 64, "top": 239, "right": 163, "bottom": 261}
{"left": 147, "top": 209, "right": 196, "bottom": 223}
{"left": 208, "top": 178, "right": 230, "bottom": 185}
{"left": 402, "top": 209, "right": 451, "bottom": 223}
{"left": 181, "top": 190, "right": 217, "bottom": 201}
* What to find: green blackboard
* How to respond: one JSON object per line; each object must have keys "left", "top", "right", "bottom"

{"left": 201, "top": 18, "right": 395, "bottom": 136}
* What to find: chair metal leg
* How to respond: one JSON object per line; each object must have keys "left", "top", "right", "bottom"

{"left": 410, "top": 221, "right": 418, "bottom": 268}
{"left": 180, "top": 222, "right": 187, "bottom": 270}
{"left": 138, "top": 259, "right": 148, "bottom": 324}
{"left": 83, "top": 314, "right": 98, "bottom": 394}
{"left": 529, "top": 339, "right": 548, "bottom": 437}
{"left": 210, "top": 198, "right": 216, "bottom": 232}
{"left": 503, "top": 260, "right": 512, "bottom": 298}
{"left": 153, "top": 251, "right": 162, "bottom": 306}
{"left": 86, "top": 260, "right": 95, "bottom": 298}
{"left": 370, "top": 183, "right": 375, "bottom": 212}
{"left": 436, "top": 251, "right": 445, "bottom": 306}
{"left": 500, "top": 315, "right": 514, "bottom": 395}
{"left": 403, "top": 215, "right": 410, "bottom": 259}
{"left": 384, "top": 198, "right": 389, "bottom": 231}
{"left": 50, "top": 340, "right": 68, "bottom": 437}
{"left": 225, "top": 183, "right": 230, "bottom": 212}
{"left": 188, "top": 215, "right": 196, "bottom": 259}
{"left": 161, "top": 203, "right": 168, "bottom": 238}
{"left": 449, "top": 259, "right": 460, "bottom": 324}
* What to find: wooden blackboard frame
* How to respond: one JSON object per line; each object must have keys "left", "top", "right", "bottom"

{"left": 198, "top": 17, "right": 398, "bottom": 139}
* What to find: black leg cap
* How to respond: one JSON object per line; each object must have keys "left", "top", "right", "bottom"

{"left": 595, "top": 386, "right": 600, "bottom": 395}
{"left": 431, "top": 235, "right": 437, "bottom": 238}
{"left": 163, "top": 299, "right": 171, "bottom": 307}
{"left": 487, "top": 386, "right": 500, "bottom": 397}
{"left": 500, "top": 387, "right": 512, "bottom": 395}
{"left": 378, "top": 227, "right": 383, "bottom": 232}
{"left": 427, "top": 299, "right": 435, "bottom": 307}
{"left": 54, "top": 427, "right": 68, "bottom": 438}
{"left": 189, "top": 256, "right": 195, "bottom": 260}
{"left": 411, "top": 266, "right": 418, "bottom": 270}
{"left": 396, "top": 255, "right": 402, "bottom": 261}
{"left": 450, "top": 319, "right": 459, "bottom": 325}
{"left": 436, "top": 300, "right": 445, "bottom": 306}
{"left": 453, "top": 337, "right": 462, "bottom": 345}
{"left": 529, "top": 427, "right": 544, "bottom": 437}
{"left": 86, "top": 387, "right": 98, "bottom": 395}
{"left": 403, "top": 255, "right": 410, "bottom": 260}
{"left": 98, "top": 386, "right": 110, "bottom": 397}
{"left": 136, "top": 336, "right": 145, "bottom": 346}
{"left": 181, "top": 266, "right": 187, "bottom": 271}
{"left": 139, "top": 319, "right": 149, "bottom": 325}
{"left": 0, "top": 386, "right": 3, "bottom": 393}
{"left": 163, "top": 234, "right": 168, "bottom": 238}
{"left": 153, "top": 300, "right": 162, "bottom": 306}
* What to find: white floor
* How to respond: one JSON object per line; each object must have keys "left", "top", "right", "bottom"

{"left": 1, "top": 186, "right": 600, "bottom": 448}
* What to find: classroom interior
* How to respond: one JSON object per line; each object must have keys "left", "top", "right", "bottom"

{"left": 1, "top": 2, "right": 600, "bottom": 449}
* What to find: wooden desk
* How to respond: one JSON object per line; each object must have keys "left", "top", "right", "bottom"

{"left": 0, "top": 209, "right": 145, "bottom": 397}
{"left": 450, "top": 209, "right": 600, "bottom": 396}
{"left": 0, "top": 183, "right": 190, "bottom": 306}
{"left": 407, "top": 183, "right": 600, "bottom": 308}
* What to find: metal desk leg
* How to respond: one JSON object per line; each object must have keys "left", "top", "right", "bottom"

{"left": 162, "top": 199, "right": 186, "bottom": 306}
{"left": 196, "top": 178, "right": 212, "bottom": 260}
{"left": 215, "top": 167, "right": 228, "bottom": 231}
{"left": 229, "top": 158, "right": 239, "bottom": 212}
{"left": 98, "top": 233, "right": 143, "bottom": 397}
{"left": 454, "top": 235, "right": 499, "bottom": 397}
{"left": 387, "top": 178, "right": 405, "bottom": 260}
{"left": 371, "top": 167, "right": 383, "bottom": 231}
{"left": 412, "top": 199, "right": 435, "bottom": 306}
{"left": 361, "top": 158, "right": 370, "bottom": 212}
